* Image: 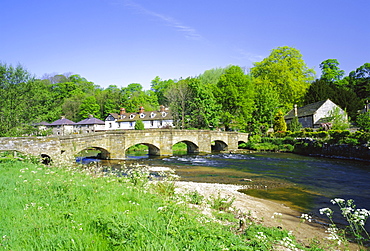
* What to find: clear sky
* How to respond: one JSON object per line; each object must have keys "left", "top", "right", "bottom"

{"left": 1, "top": 0, "right": 369, "bottom": 90}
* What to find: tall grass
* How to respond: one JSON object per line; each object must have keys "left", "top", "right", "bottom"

{"left": 0, "top": 154, "right": 321, "bottom": 250}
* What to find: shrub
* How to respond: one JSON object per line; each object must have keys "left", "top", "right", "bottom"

{"left": 134, "top": 120, "right": 145, "bottom": 130}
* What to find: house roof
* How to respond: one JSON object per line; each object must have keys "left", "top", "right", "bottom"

{"left": 76, "top": 116, "right": 105, "bottom": 125}
{"left": 49, "top": 117, "right": 76, "bottom": 126}
{"left": 107, "top": 113, "right": 119, "bottom": 119}
{"left": 33, "top": 121, "right": 51, "bottom": 126}
{"left": 285, "top": 99, "right": 328, "bottom": 119}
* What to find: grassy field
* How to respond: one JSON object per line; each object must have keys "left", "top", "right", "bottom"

{"left": 0, "top": 153, "right": 323, "bottom": 250}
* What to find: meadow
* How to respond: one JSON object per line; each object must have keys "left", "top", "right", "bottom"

{"left": 0, "top": 153, "right": 324, "bottom": 250}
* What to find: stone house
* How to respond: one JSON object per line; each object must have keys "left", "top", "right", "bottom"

{"left": 48, "top": 116, "right": 76, "bottom": 135}
{"left": 284, "top": 99, "right": 346, "bottom": 128}
{"left": 75, "top": 115, "right": 105, "bottom": 134}
{"left": 105, "top": 105, "right": 173, "bottom": 130}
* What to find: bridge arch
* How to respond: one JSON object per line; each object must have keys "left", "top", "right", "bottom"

{"left": 212, "top": 140, "right": 228, "bottom": 152}
{"left": 174, "top": 140, "right": 199, "bottom": 154}
{"left": 75, "top": 146, "right": 111, "bottom": 160}
{"left": 125, "top": 143, "right": 160, "bottom": 156}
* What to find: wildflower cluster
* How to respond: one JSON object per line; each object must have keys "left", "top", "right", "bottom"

{"left": 279, "top": 236, "right": 300, "bottom": 251}
{"left": 319, "top": 198, "right": 370, "bottom": 247}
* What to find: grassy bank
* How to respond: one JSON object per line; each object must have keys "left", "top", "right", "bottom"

{"left": 0, "top": 155, "right": 323, "bottom": 250}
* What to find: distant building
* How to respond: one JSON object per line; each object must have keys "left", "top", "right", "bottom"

{"left": 105, "top": 105, "right": 173, "bottom": 130}
{"left": 75, "top": 115, "right": 105, "bottom": 133}
{"left": 48, "top": 116, "right": 76, "bottom": 135}
{"left": 284, "top": 99, "right": 346, "bottom": 128}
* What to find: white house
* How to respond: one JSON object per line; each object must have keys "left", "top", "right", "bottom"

{"left": 284, "top": 99, "right": 346, "bottom": 128}
{"left": 105, "top": 106, "right": 173, "bottom": 130}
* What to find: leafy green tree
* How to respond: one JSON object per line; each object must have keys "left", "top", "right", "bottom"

{"left": 251, "top": 83, "right": 281, "bottom": 133}
{"left": 348, "top": 63, "right": 370, "bottom": 100}
{"left": 78, "top": 96, "right": 101, "bottom": 120}
{"left": 186, "top": 78, "right": 221, "bottom": 129}
{"left": 324, "top": 107, "right": 350, "bottom": 130}
{"left": 95, "top": 85, "right": 122, "bottom": 118}
{"left": 198, "top": 67, "right": 228, "bottom": 87}
{"left": 151, "top": 76, "right": 174, "bottom": 106}
{"left": 215, "top": 66, "right": 255, "bottom": 131}
{"left": 165, "top": 79, "right": 193, "bottom": 129}
{"left": 122, "top": 83, "right": 159, "bottom": 113}
{"left": 134, "top": 120, "right": 145, "bottom": 130}
{"left": 319, "top": 59, "right": 345, "bottom": 83}
{"left": 251, "top": 46, "right": 315, "bottom": 109}
{"left": 273, "top": 110, "right": 287, "bottom": 132}
{"left": 356, "top": 111, "right": 370, "bottom": 132}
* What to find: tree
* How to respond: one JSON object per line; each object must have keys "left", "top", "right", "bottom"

{"left": 122, "top": 83, "right": 159, "bottom": 113}
{"left": 151, "top": 76, "right": 174, "bottom": 106}
{"left": 165, "top": 79, "right": 193, "bottom": 129}
{"left": 303, "top": 79, "right": 335, "bottom": 105}
{"left": 356, "top": 111, "right": 370, "bottom": 132}
{"left": 215, "top": 66, "right": 255, "bottom": 131}
{"left": 0, "top": 63, "right": 36, "bottom": 136}
{"left": 324, "top": 107, "right": 350, "bottom": 130}
{"left": 134, "top": 120, "right": 145, "bottom": 130}
{"left": 186, "top": 78, "right": 221, "bottom": 129}
{"left": 287, "top": 116, "right": 302, "bottom": 132}
{"left": 348, "top": 63, "right": 370, "bottom": 100}
{"left": 273, "top": 110, "right": 287, "bottom": 132}
{"left": 303, "top": 79, "right": 362, "bottom": 121}
{"left": 251, "top": 46, "right": 315, "bottom": 109}
{"left": 78, "top": 96, "right": 100, "bottom": 120}
{"left": 319, "top": 59, "right": 345, "bottom": 83}
{"left": 251, "top": 82, "right": 281, "bottom": 133}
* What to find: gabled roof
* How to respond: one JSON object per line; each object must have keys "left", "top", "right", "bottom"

{"left": 76, "top": 117, "right": 105, "bottom": 125}
{"left": 285, "top": 99, "right": 329, "bottom": 119}
{"left": 49, "top": 118, "right": 76, "bottom": 126}
{"left": 107, "top": 113, "right": 119, "bottom": 119}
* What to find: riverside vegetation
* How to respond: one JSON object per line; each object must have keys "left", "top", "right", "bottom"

{"left": 239, "top": 129, "right": 370, "bottom": 158}
{"left": 0, "top": 151, "right": 332, "bottom": 251}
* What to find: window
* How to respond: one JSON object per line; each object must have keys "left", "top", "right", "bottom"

{"left": 140, "top": 113, "right": 145, "bottom": 118}
{"left": 109, "top": 123, "right": 112, "bottom": 128}
{"left": 150, "top": 120, "right": 154, "bottom": 127}
{"left": 130, "top": 114, "right": 135, "bottom": 119}
{"left": 150, "top": 112, "right": 156, "bottom": 118}
{"left": 161, "top": 112, "right": 167, "bottom": 117}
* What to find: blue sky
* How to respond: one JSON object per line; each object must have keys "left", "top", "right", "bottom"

{"left": 1, "top": 0, "right": 369, "bottom": 90}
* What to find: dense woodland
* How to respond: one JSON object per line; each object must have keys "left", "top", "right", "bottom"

{"left": 1, "top": 46, "right": 370, "bottom": 137}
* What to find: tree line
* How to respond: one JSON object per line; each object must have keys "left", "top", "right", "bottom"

{"left": 1, "top": 46, "right": 369, "bottom": 137}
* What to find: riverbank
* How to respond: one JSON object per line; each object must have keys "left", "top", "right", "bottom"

{"left": 174, "top": 181, "right": 361, "bottom": 250}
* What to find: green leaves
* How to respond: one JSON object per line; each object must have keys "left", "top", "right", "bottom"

{"left": 251, "top": 46, "right": 315, "bottom": 110}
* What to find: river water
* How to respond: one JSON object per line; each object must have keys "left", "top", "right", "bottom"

{"left": 80, "top": 152, "right": 370, "bottom": 228}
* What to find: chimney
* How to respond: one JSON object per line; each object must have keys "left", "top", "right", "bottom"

{"left": 119, "top": 108, "right": 126, "bottom": 115}
{"left": 139, "top": 106, "right": 144, "bottom": 113}
{"left": 88, "top": 114, "right": 93, "bottom": 118}
{"left": 61, "top": 116, "right": 66, "bottom": 120}
{"left": 159, "top": 105, "right": 165, "bottom": 112}
{"left": 294, "top": 104, "right": 298, "bottom": 117}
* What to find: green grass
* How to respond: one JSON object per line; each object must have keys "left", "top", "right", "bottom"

{"left": 0, "top": 154, "right": 322, "bottom": 250}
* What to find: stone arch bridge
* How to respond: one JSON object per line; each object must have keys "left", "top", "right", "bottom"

{"left": 0, "top": 130, "right": 249, "bottom": 163}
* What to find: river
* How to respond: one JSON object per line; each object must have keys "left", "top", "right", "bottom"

{"left": 79, "top": 152, "right": 370, "bottom": 228}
